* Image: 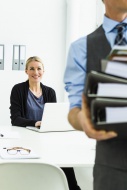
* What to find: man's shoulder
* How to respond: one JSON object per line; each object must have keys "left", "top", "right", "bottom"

{"left": 71, "top": 25, "right": 103, "bottom": 46}
{"left": 71, "top": 36, "right": 86, "bottom": 47}
{"left": 87, "top": 25, "right": 103, "bottom": 38}
{"left": 70, "top": 25, "right": 103, "bottom": 50}
{"left": 70, "top": 36, "right": 87, "bottom": 53}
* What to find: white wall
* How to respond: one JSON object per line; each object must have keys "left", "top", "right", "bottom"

{"left": 0, "top": 1, "right": 105, "bottom": 190}
{"left": 66, "top": 0, "right": 104, "bottom": 52}
{"left": 0, "top": 0, "right": 66, "bottom": 125}
{"left": 0, "top": 0, "right": 104, "bottom": 125}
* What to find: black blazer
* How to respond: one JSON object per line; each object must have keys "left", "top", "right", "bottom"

{"left": 10, "top": 80, "right": 57, "bottom": 127}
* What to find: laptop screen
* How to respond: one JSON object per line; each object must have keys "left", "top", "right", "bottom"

{"left": 39, "top": 102, "right": 75, "bottom": 132}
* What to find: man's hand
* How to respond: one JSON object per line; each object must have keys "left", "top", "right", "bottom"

{"left": 78, "top": 94, "right": 117, "bottom": 140}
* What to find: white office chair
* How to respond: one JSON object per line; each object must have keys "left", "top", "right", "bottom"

{"left": 0, "top": 162, "right": 69, "bottom": 190}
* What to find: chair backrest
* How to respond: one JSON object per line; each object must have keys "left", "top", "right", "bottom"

{"left": 0, "top": 162, "right": 69, "bottom": 190}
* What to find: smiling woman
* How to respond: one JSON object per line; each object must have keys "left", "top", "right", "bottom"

{"left": 10, "top": 56, "right": 57, "bottom": 128}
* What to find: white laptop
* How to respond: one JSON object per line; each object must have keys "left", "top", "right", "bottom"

{"left": 26, "top": 102, "right": 75, "bottom": 132}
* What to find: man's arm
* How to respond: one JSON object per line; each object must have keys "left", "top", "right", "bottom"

{"left": 68, "top": 94, "right": 117, "bottom": 140}
{"left": 68, "top": 107, "right": 82, "bottom": 131}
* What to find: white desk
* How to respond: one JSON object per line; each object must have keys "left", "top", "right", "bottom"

{"left": 0, "top": 126, "right": 96, "bottom": 167}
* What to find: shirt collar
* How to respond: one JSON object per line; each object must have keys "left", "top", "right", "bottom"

{"left": 102, "top": 15, "right": 127, "bottom": 33}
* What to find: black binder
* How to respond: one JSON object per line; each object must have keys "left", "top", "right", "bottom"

{"left": 84, "top": 70, "right": 127, "bottom": 104}
{"left": 91, "top": 98, "right": 127, "bottom": 138}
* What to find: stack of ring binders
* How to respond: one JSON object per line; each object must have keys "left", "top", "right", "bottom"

{"left": 84, "top": 46, "right": 127, "bottom": 139}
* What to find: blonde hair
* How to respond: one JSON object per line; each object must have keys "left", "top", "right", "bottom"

{"left": 25, "top": 56, "right": 44, "bottom": 70}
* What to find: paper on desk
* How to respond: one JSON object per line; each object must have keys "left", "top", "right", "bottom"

{"left": 0, "top": 131, "right": 20, "bottom": 139}
{"left": 0, "top": 147, "right": 40, "bottom": 159}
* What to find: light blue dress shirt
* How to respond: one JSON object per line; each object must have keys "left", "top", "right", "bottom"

{"left": 64, "top": 15, "right": 127, "bottom": 109}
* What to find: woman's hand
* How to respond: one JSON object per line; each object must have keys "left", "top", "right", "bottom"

{"left": 35, "top": 121, "right": 41, "bottom": 129}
